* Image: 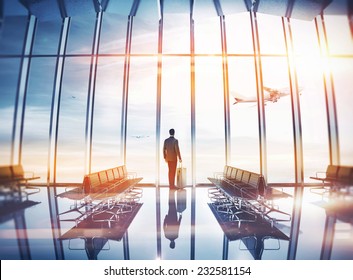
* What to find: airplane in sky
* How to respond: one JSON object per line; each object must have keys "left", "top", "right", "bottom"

{"left": 131, "top": 135, "right": 150, "bottom": 139}
{"left": 232, "top": 86, "right": 304, "bottom": 105}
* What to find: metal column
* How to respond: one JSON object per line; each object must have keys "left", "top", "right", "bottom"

{"left": 190, "top": 15, "right": 196, "bottom": 187}
{"left": 47, "top": 17, "right": 70, "bottom": 184}
{"left": 11, "top": 15, "right": 36, "bottom": 165}
{"left": 315, "top": 14, "right": 340, "bottom": 165}
{"left": 120, "top": 16, "right": 134, "bottom": 166}
{"left": 155, "top": 14, "right": 163, "bottom": 258}
{"left": 249, "top": 11, "right": 267, "bottom": 178}
{"left": 349, "top": 1, "right": 353, "bottom": 38}
{"left": 282, "top": 17, "right": 305, "bottom": 260}
{"left": 156, "top": 17, "right": 163, "bottom": 187}
{"left": 220, "top": 15, "right": 231, "bottom": 166}
{"left": 85, "top": 11, "right": 103, "bottom": 174}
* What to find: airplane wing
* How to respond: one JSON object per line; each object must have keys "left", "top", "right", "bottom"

{"left": 263, "top": 86, "right": 290, "bottom": 94}
{"left": 233, "top": 97, "right": 257, "bottom": 104}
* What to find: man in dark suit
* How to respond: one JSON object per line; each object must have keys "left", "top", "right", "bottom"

{"left": 163, "top": 128, "right": 182, "bottom": 188}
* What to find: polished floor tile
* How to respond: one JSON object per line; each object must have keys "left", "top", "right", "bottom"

{"left": 0, "top": 186, "right": 352, "bottom": 260}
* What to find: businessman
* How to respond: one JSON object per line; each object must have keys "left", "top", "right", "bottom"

{"left": 163, "top": 128, "right": 182, "bottom": 188}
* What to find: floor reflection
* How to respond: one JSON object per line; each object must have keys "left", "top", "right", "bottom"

{"left": 0, "top": 185, "right": 352, "bottom": 260}
{"left": 208, "top": 202, "right": 290, "bottom": 260}
{"left": 163, "top": 189, "right": 185, "bottom": 249}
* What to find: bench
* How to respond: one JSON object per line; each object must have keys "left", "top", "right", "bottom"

{"left": 0, "top": 165, "right": 40, "bottom": 184}
{"left": 57, "top": 165, "right": 143, "bottom": 225}
{"left": 83, "top": 166, "right": 142, "bottom": 198}
{"left": 209, "top": 166, "right": 266, "bottom": 200}
{"left": 208, "top": 165, "right": 291, "bottom": 226}
{"left": 310, "top": 164, "right": 353, "bottom": 193}
{"left": 0, "top": 165, "right": 40, "bottom": 200}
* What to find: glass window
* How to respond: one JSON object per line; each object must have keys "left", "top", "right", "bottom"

{"left": 66, "top": 15, "right": 96, "bottom": 54}
{"left": 256, "top": 13, "right": 286, "bottom": 55}
{"left": 0, "top": 58, "right": 21, "bottom": 164}
{"left": 226, "top": 12, "right": 253, "bottom": 55}
{"left": 126, "top": 57, "right": 157, "bottom": 182}
{"left": 324, "top": 15, "right": 353, "bottom": 55}
{"left": 99, "top": 13, "right": 128, "bottom": 54}
{"left": 160, "top": 57, "right": 191, "bottom": 185}
{"left": 195, "top": 57, "right": 225, "bottom": 183}
{"left": 332, "top": 58, "right": 353, "bottom": 165}
{"left": 163, "top": 13, "right": 190, "bottom": 54}
{"left": 291, "top": 18, "right": 320, "bottom": 57}
{"left": 91, "top": 57, "right": 125, "bottom": 171}
{"left": 33, "top": 20, "right": 62, "bottom": 55}
{"left": 291, "top": 18, "right": 330, "bottom": 181}
{"left": 194, "top": 17, "right": 222, "bottom": 54}
{"left": 130, "top": 16, "right": 159, "bottom": 54}
{"left": 0, "top": 16, "right": 28, "bottom": 55}
{"left": 228, "top": 57, "right": 260, "bottom": 172}
{"left": 22, "top": 58, "right": 56, "bottom": 182}
{"left": 56, "top": 57, "right": 90, "bottom": 182}
{"left": 261, "top": 57, "right": 294, "bottom": 183}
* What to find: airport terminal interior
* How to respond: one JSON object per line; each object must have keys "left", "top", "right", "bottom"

{"left": 0, "top": 0, "right": 353, "bottom": 260}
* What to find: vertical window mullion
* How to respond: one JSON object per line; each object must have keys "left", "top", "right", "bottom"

{"left": 12, "top": 15, "right": 36, "bottom": 165}
{"left": 47, "top": 17, "right": 70, "bottom": 184}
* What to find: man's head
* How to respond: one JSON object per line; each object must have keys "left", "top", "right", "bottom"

{"left": 169, "top": 128, "right": 175, "bottom": 136}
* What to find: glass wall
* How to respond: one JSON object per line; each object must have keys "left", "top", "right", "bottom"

{"left": 160, "top": 57, "right": 191, "bottom": 185}
{"left": 32, "top": 20, "right": 62, "bottom": 55}
{"left": 291, "top": 18, "right": 329, "bottom": 181}
{"left": 21, "top": 58, "right": 56, "bottom": 182}
{"left": 126, "top": 57, "right": 157, "bottom": 182}
{"left": 56, "top": 58, "right": 90, "bottom": 182}
{"left": 163, "top": 13, "right": 190, "bottom": 54}
{"left": 66, "top": 15, "right": 96, "bottom": 55}
{"left": 0, "top": 3, "right": 352, "bottom": 186}
{"left": 194, "top": 16, "right": 222, "bottom": 54}
{"left": 0, "top": 58, "right": 21, "bottom": 165}
{"left": 325, "top": 15, "right": 353, "bottom": 165}
{"left": 0, "top": 16, "right": 28, "bottom": 55}
{"left": 261, "top": 57, "right": 294, "bottom": 183}
{"left": 195, "top": 57, "right": 225, "bottom": 183}
{"left": 332, "top": 59, "right": 353, "bottom": 165}
{"left": 226, "top": 13, "right": 253, "bottom": 54}
{"left": 91, "top": 57, "right": 125, "bottom": 172}
{"left": 228, "top": 57, "right": 260, "bottom": 172}
{"left": 0, "top": 12, "right": 28, "bottom": 166}
{"left": 99, "top": 13, "right": 127, "bottom": 54}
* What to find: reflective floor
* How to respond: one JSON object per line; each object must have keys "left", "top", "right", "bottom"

{"left": 0, "top": 185, "right": 352, "bottom": 260}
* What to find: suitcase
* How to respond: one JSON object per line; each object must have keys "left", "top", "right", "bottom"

{"left": 177, "top": 188, "right": 187, "bottom": 214}
{"left": 176, "top": 164, "right": 186, "bottom": 189}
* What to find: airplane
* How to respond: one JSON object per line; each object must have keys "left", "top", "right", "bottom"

{"left": 232, "top": 86, "right": 304, "bottom": 105}
{"left": 132, "top": 135, "right": 150, "bottom": 139}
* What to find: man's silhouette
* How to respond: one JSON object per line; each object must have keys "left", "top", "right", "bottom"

{"left": 163, "top": 128, "right": 182, "bottom": 188}
{"left": 163, "top": 189, "right": 182, "bottom": 249}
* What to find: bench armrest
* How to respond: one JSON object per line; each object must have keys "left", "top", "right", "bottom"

{"left": 315, "top": 171, "right": 327, "bottom": 178}
{"left": 23, "top": 171, "right": 35, "bottom": 178}
{"left": 213, "top": 172, "right": 224, "bottom": 179}
{"left": 127, "top": 172, "right": 137, "bottom": 179}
